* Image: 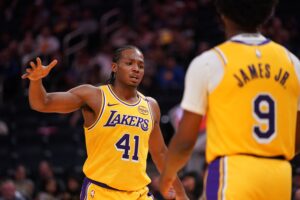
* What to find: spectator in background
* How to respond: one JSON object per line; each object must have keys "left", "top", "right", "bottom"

{"left": 156, "top": 56, "right": 185, "bottom": 90}
{"left": 77, "top": 8, "right": 98, "bottom": 35}
{"left": 66, "top": 49, "right": 93, "bottom": 85}
{"left": 35, "top": 160, "right": 65, "bottom": 196}
{"left": 90, "top": 45, "right": 113, "bottom": 83}
{"left": 0, "top": 120, "right": 8, "bottom": 135}
{"left": 0, "top": 179, "right": 25, "bottom": 200}
{"left": 295, "top": 188, "right": 300, "bottom": 200}
{"left": 36, "top": 25, "right": 60, "bottom": 56}
{"left": 36, "top": 178, "right": 61, "bottom": 200}
{"left": 13, "top": 164, "right": 35, "bottom": 200}
{"left": 293, "top": 168, "right": 300, "bottom": 200}
{"left": 62, "top": 175, "right": 81, "bottom": 200}
{"left": 18, "top": 31, "right": 37, "bottom": 66}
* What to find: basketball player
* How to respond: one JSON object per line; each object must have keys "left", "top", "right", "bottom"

{"left": 159, "top": 0, "right": 300, "bottom": 199}
{"left": 22, "top": 46, "right": 188, "bottom": 200}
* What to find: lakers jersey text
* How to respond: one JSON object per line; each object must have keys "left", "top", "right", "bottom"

{"left": 82, "top": 85, "right": 153, "bottom": 191}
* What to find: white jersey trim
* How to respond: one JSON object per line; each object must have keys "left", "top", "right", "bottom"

{"left": 288, "top": 52, "right": 300, "bottom": 110}
{"left": 180, "top": 50, "right": 224, "bottom": 115}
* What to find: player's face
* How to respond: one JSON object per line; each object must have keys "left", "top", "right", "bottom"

{"left": 113, "top": 49, "right": 145, "bottom": 87}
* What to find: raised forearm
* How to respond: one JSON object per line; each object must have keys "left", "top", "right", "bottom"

{"left": 28, "top": 79, "right": 49, "bottom": 111}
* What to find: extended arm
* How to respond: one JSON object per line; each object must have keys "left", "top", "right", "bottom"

{"left": 22, "top": 57, "right": 98, "bottom": 113}
{"left": 148, "top": 97, "right": 189, "bottom": 200}
{"left": 28, "top": 81, "right": 93, "bottom": 113}
{"left": 159, "top": 110, "right": 202, "bottom": 198}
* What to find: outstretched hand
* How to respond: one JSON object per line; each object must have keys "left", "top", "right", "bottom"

{"left": 21, "top": 57, "right": 57, "bottom": 80}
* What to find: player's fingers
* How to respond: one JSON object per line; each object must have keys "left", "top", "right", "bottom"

{"left": 21, "top": 73, "right": 28, "bottom": 79}
{"left": 48, "top": 59, "right": 58, "bottom": 70}
{"left": 36, "top": 57, "right": 42, "bottom": 67}
{"left": 30, "top": 61, "right": 36, "bottom": 69}
{"left": 26, "top": 68, "right": 32, "bottom": 73}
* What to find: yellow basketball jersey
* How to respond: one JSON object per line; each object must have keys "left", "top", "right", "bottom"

{"left": 83, "top": 85, "right": 153, "bottom": 191}
{"left": 206, "top": 40, "right": 300, "bottom": 164}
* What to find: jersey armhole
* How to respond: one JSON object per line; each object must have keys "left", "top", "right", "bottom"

{"left": 86, "top": 87, "right": 106, "bottom": 130}
{"left": 213, "top": 47, "right": 227, "bottom": 67}
{"left": 145, "top": 97, "right": 155, "bottom": 133}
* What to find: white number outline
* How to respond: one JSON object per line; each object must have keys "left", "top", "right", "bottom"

{"left": 115, "top": 133, "right": 140, "bottom": 162}
{"left": 252, "top": 93, "right": 277, "bottom": 144}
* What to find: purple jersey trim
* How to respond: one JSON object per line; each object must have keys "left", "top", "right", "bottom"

{"left": 80, "top": 178, "right": 90, "bottom": 200}
{"left": 230, "top": 39, "right": 271, "bottom": 46}
{"left": 107, "top": 84, "right": 141, "bottom": 106}
{"left": 206, "top": 158, "right": 221, "bottom": 200}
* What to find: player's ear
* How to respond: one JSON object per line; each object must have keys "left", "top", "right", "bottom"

{"left": 112, "top": 62, "right": 118, "bottom": 73}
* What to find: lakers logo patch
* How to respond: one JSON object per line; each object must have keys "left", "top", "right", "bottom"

{"left": 138, "top": 106, "right": 149, "bottom": 115}
{"left": 90, "top": 190, "right": 95, "bottom": 198}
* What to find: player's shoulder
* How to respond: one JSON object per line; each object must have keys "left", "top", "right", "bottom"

{"left": 270, "top": 42, "right": 300, "bottom": 69}
{"left": 144, "top": 96, "right": 157, "bottom": 105}
{"left": 282, "top": 47, "right": 300, "bottom": 65}
{"left": 145, "top": 96, "right": 160, "bottom": 120}
{"left": 79, "top": 84, "right": 102, "bottom": 91}
{"left": 144, "top": 96, "right": 159, "bottom": 111}
{"left": 186, "top": 48, "right": 222, "bottom": 77}
{"left": 69, "top": 84, "right": 103, "bottom": 97}
{"left": 137, "top": 90, "right": 156, "bottom": 103}
{"left": 190, "top": 48, "right": 219, "bottom": 65}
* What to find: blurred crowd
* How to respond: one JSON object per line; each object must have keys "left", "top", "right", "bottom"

{"left": 0, "top": 0, "right": 300, "bottom": 199}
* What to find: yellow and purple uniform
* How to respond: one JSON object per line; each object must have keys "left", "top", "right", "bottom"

{"left": 80, "top": 85, "right": 154, "bottom": 200}
{"left": 181, "top": 34, "right": 300, "bottom": 200}
{"left": 206, "top": 39, "right": 299, "bottom": 200}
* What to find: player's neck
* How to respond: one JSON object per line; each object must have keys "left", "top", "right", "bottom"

{"left": 225, "top": 29, "right": 242, "bottom": 39}
{"left": 223, "top": 16, "right": 258, "bottom": 39}
{"left": 225, "top": 27, "right": 258, "bottom": 39}
{"left": 109, "top": 83, "right": 139, "bottom": 103}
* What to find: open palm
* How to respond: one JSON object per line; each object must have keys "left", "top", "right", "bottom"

{"left": 21, "top": 57, "right": 57, "bottom": 81}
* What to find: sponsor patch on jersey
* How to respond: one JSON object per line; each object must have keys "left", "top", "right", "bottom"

{"left": 138, "top": 105, "right": 149, "bottom": 115}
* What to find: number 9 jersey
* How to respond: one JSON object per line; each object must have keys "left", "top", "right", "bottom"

{"left": 181, "top": 34, "right": 300, "bottom": 200}
{"left": 83, "top": 85, "right": 153, "bottom": 191}
{"left": 205, "top": 39, "right": 300, "bottom": 163}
